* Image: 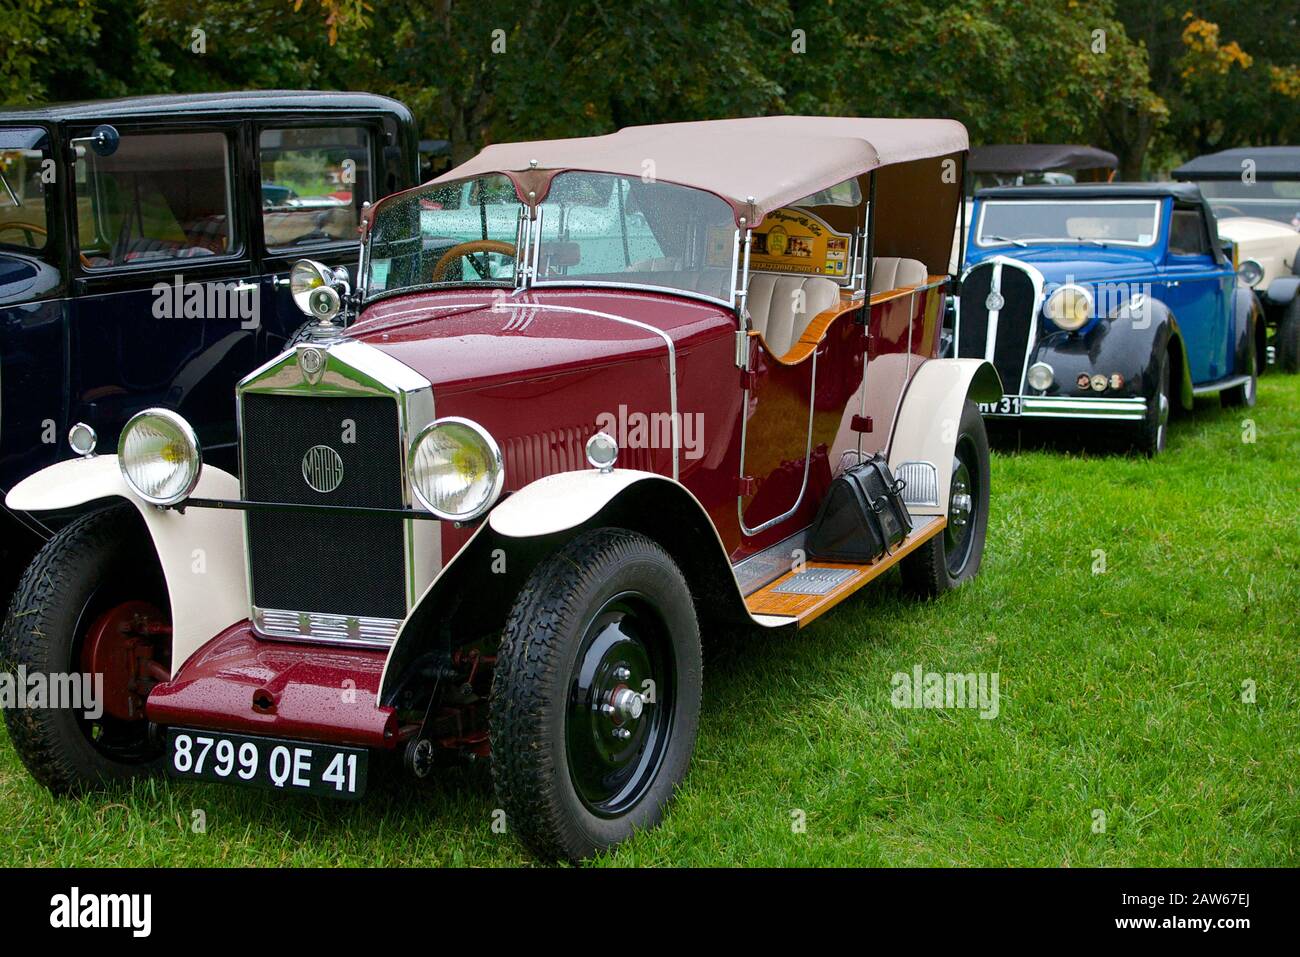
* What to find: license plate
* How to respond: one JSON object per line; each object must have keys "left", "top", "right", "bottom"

{"left": 166, "top": 728, "right": 368, "bottom": 800}
{"left": 978, "top": 395, "right": 1022, "bottom": 415}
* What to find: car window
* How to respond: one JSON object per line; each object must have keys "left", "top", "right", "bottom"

{"left": 1168, "top": 208, "right": 1210, "bottom": 256}
{"left": 75, "top": 130, "right": 234, "bottom": 269}
{"left": 0, "top": 142, "right": 50, "bottom": 252}
{"left": 259, "top": 126, "right": 372, "bottom": 249}
{"left": 535, "top": 173, "right": 736, "bottom": 302}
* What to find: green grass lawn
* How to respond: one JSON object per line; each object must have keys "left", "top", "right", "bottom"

{"left": 2, "top": 376, "right": 1296, "bottom": 867}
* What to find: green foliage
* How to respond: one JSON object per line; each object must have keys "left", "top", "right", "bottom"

{"left": 1, "top": 0, "right": 1296, "bottom": 184}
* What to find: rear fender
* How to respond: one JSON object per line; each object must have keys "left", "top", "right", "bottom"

{"left": 887, "top": 358, "right": 1000, "bottom": 517}
{"left": 1230, "top": 286, "right": 1266, "bottom": 374}
{"left": 5, "top": 457, "right": 248, "bottom": 675}
{"left": 378, "top": 471, "right": 756, "bottom": 704}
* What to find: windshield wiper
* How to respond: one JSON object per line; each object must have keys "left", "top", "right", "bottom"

{"left": 985, "top": 234, "right": 1027, "bottom": 248}
{"left": 0, "top": 170, "right": 20, "bottom": 208}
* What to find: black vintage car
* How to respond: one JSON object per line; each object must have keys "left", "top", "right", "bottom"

{"left": 0, "top": 91, "right": 419, "bottom": 584}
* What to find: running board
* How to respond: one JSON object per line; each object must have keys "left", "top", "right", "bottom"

{"left": 1192, "top": 374, "right": 1249, "bottom": 396}
{"left": 744, "top": 516, "right": 947, "bottom": 628}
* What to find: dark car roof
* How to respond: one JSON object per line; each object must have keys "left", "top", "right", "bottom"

{"left": 975, "top": 182, "right": 1204, "bottom": 202}
{"left": 1172, "top": 146, "right": 1300, "bottom": 181}
{"left": 969, "top": 143, "right": 1118, "bottom": 173}
{"left": 0, "top": 90, "right": 412, "bottom": 124}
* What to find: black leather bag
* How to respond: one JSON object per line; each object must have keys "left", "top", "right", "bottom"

{"left": 807, "top": 455, "right": 912, "bottom": 563}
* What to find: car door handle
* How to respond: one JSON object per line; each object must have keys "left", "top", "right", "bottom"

{"left": 232, "top": 281, "right": 260, "bottom": 293}
{"left": 1166, "top": 280, "right": 1180, "bottom": 287}
{"left": 273, "top": 276, "right": 291, "bottom": 288}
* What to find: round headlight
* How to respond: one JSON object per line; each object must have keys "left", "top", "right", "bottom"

{"left": 290, "top": 259, "right": 335, "bottom": 316}
{"left": 1043, "top": 284, "right": 1094, "bottom": 332}
{"left": 1026, "top": 362, "right": 1055, "bottom": 391}
{"left": 409, "top": 417, "right": 503, "bottom": 520}
{"left": 118, "top": 409, "right": 201, "bottom": 506}
{"left": 1237, "top": 259, "right": 1264, "bottom": 287}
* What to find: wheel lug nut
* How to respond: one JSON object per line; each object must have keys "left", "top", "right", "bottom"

{"left": 613, "top": 667, "right": 630, "bottom": 681}
{"left": 612, "top": 727, "right": 631, "bottom": 740}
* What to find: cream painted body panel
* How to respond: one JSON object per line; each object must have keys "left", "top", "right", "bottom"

{"left": 5, "top": 457, "right": 248, "bottom": 676}
{"left": 887, "top": 358, "right": 1001, "bottom": 516}
{"left": 1219, "top": 217, "right": 1300, "bottom": 288}
{"left": 485, "top": 468, "right": 789, "bottom": 627}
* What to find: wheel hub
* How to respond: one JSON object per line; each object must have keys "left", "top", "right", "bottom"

{"left": 566, "top": 597, "right": 673, "bottom": 816}
{"left": 79, "top": 600, "right": 170, "bottom": 722}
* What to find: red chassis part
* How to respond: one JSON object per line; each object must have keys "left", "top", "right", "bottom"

{"left": 80, "top": 601, "right": 172, "bottom": 721}
{"left": 145, "top": 621, "right": 402, "bottom": 749}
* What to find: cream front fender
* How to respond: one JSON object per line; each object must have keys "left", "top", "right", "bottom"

{"left": 5, "top": 457, "right": 248, "bottom": 676}
{"left": 888, "top": 358, "right": 1001, "bottom": 517}
{"left": 379, "top": 469, "right": 766, "bottom": 703}
{"left": 487, "top": 468, "right": 670, "bottom": 538}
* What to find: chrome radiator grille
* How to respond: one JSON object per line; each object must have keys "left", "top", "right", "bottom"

{"left": 957, "top": 260, "right": 1039, "bottom": 394}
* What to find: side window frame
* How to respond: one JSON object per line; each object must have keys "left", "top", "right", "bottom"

{"left": 253, "top": 118, "right": 379, "bottom": 259}
{"left": 69, "top": 122, "right": 244, "bottom": 276}
{"left": 1167, "top": 204, "right": 1212, "bottom": 259}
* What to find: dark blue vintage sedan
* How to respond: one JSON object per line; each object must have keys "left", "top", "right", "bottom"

{"left": 0, "top": 91, "right": 419, "bottom": 583}
{"left": 951, "top": 182, "right": 1264, "bottom": 455}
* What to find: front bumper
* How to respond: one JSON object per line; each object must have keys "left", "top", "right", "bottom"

{"left": 983, "top": 394, "right": 1147, "bottom": 421}
{"left": 146, "top": 620, "right": 402, "bottom": 749}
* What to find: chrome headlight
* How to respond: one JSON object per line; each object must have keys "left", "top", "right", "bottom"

{"left": 118, "top": 409, "right": 202, "bottom": 505}
{"left": 1043, "top": 284, "right": 1094, "bottom": 332}
{"left": 409, "top": 417, "right": 504, "bottom": 520}
{"left": 290, "top": 259, "right": 347, "bottom": 320}
{"left": 1237, "top": 259, "right": 1264, "bottom": 287}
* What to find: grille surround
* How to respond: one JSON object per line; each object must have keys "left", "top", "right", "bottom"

{"left": 955, "top": 258, "right": 1044, "bottom": 396}
{"left": 236, "top": 340, "right": 437, "bottom": 647}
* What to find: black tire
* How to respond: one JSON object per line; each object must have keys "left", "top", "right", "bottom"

{"left": 901, "top": 399, "right": 990, "bottom": 597}
{"left": 490, "top": 528, "right": 702, "bottom": 862}
{"left": 1135, "top": 347, "right": 1172, "bottom": 457}
{"left": 1, "top": 506, "right": 169, "bottom": 794}
{"left": 1277, "top": 297, "right": 1300, "bottom": 374}
{"left": 1221, "top": 333, "right": 1258, "bottom": 408}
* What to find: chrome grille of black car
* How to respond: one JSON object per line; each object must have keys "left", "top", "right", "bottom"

{"left": 241, "top": 392, "right": 408, "bottom": 623}
{"left": 957, "top": 261, "right": 1038, "bottom": 394}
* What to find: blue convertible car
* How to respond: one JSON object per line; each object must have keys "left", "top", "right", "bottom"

{"left": 951, "top": 183, "right": 1263, "bottom": 455}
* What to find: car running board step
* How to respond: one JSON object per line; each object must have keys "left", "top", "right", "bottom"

{"left": 744, "top": 515, "right": 947, "bottom": 628}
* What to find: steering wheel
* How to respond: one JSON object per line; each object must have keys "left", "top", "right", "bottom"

{"left": 0, "top": 221, "right": 46, "bottom": 245}
{"left": 429, "top": 239, "right": 517, "bottom": 283}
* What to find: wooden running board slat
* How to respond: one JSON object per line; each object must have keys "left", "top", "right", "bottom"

{"left": 744, "top": 516, "right": 947, "bottom": 627}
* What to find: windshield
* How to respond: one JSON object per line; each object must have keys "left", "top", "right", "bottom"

{"left": 1193, "top": 179, "right": 1300, "bottom": 229}
{"left": 0, "top": 133, "right": 52, "bottom": 253}
{"left": 364, "top": 174, "right": 523, "bottom": 295}
{"left": 976, "top": 200, "right": 1161, "bottom": 247}
{"left": 532, "top": 173, "right": 736, "bottom": 302}
{"left": 363, "top": 171, "right": 738, "bottom": 304}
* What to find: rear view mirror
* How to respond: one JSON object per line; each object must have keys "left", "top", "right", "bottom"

{"left": 88, "top": 125, "right": 119, "bottom": 158}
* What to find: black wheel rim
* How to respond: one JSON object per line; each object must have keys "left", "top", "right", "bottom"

{"left": 566, "top": 592, "right": 675, "bottom": 817}
{"left": 944, "top": 438, "right": 980, "bottom": 577}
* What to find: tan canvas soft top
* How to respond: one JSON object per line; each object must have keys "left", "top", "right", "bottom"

{"left": 425, "top": 115, "right": 969, "bottom": 226}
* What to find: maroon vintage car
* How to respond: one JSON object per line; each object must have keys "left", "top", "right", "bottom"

{"left": 3, "top": 116, "right": 1000, "bottom": 861}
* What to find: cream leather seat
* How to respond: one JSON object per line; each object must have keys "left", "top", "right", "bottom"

{"left": 746, "top": 273, "right": 840, "bottom": 356}
{"left": 870, "top": 257, "right": 928, "bottom": 294}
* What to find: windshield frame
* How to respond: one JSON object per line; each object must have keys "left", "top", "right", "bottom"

{"left": 359, "top": 173, "right": 742, "bottom": 311}
{"left": 974, "top": 198, "right": 1163, "bottom": 249}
